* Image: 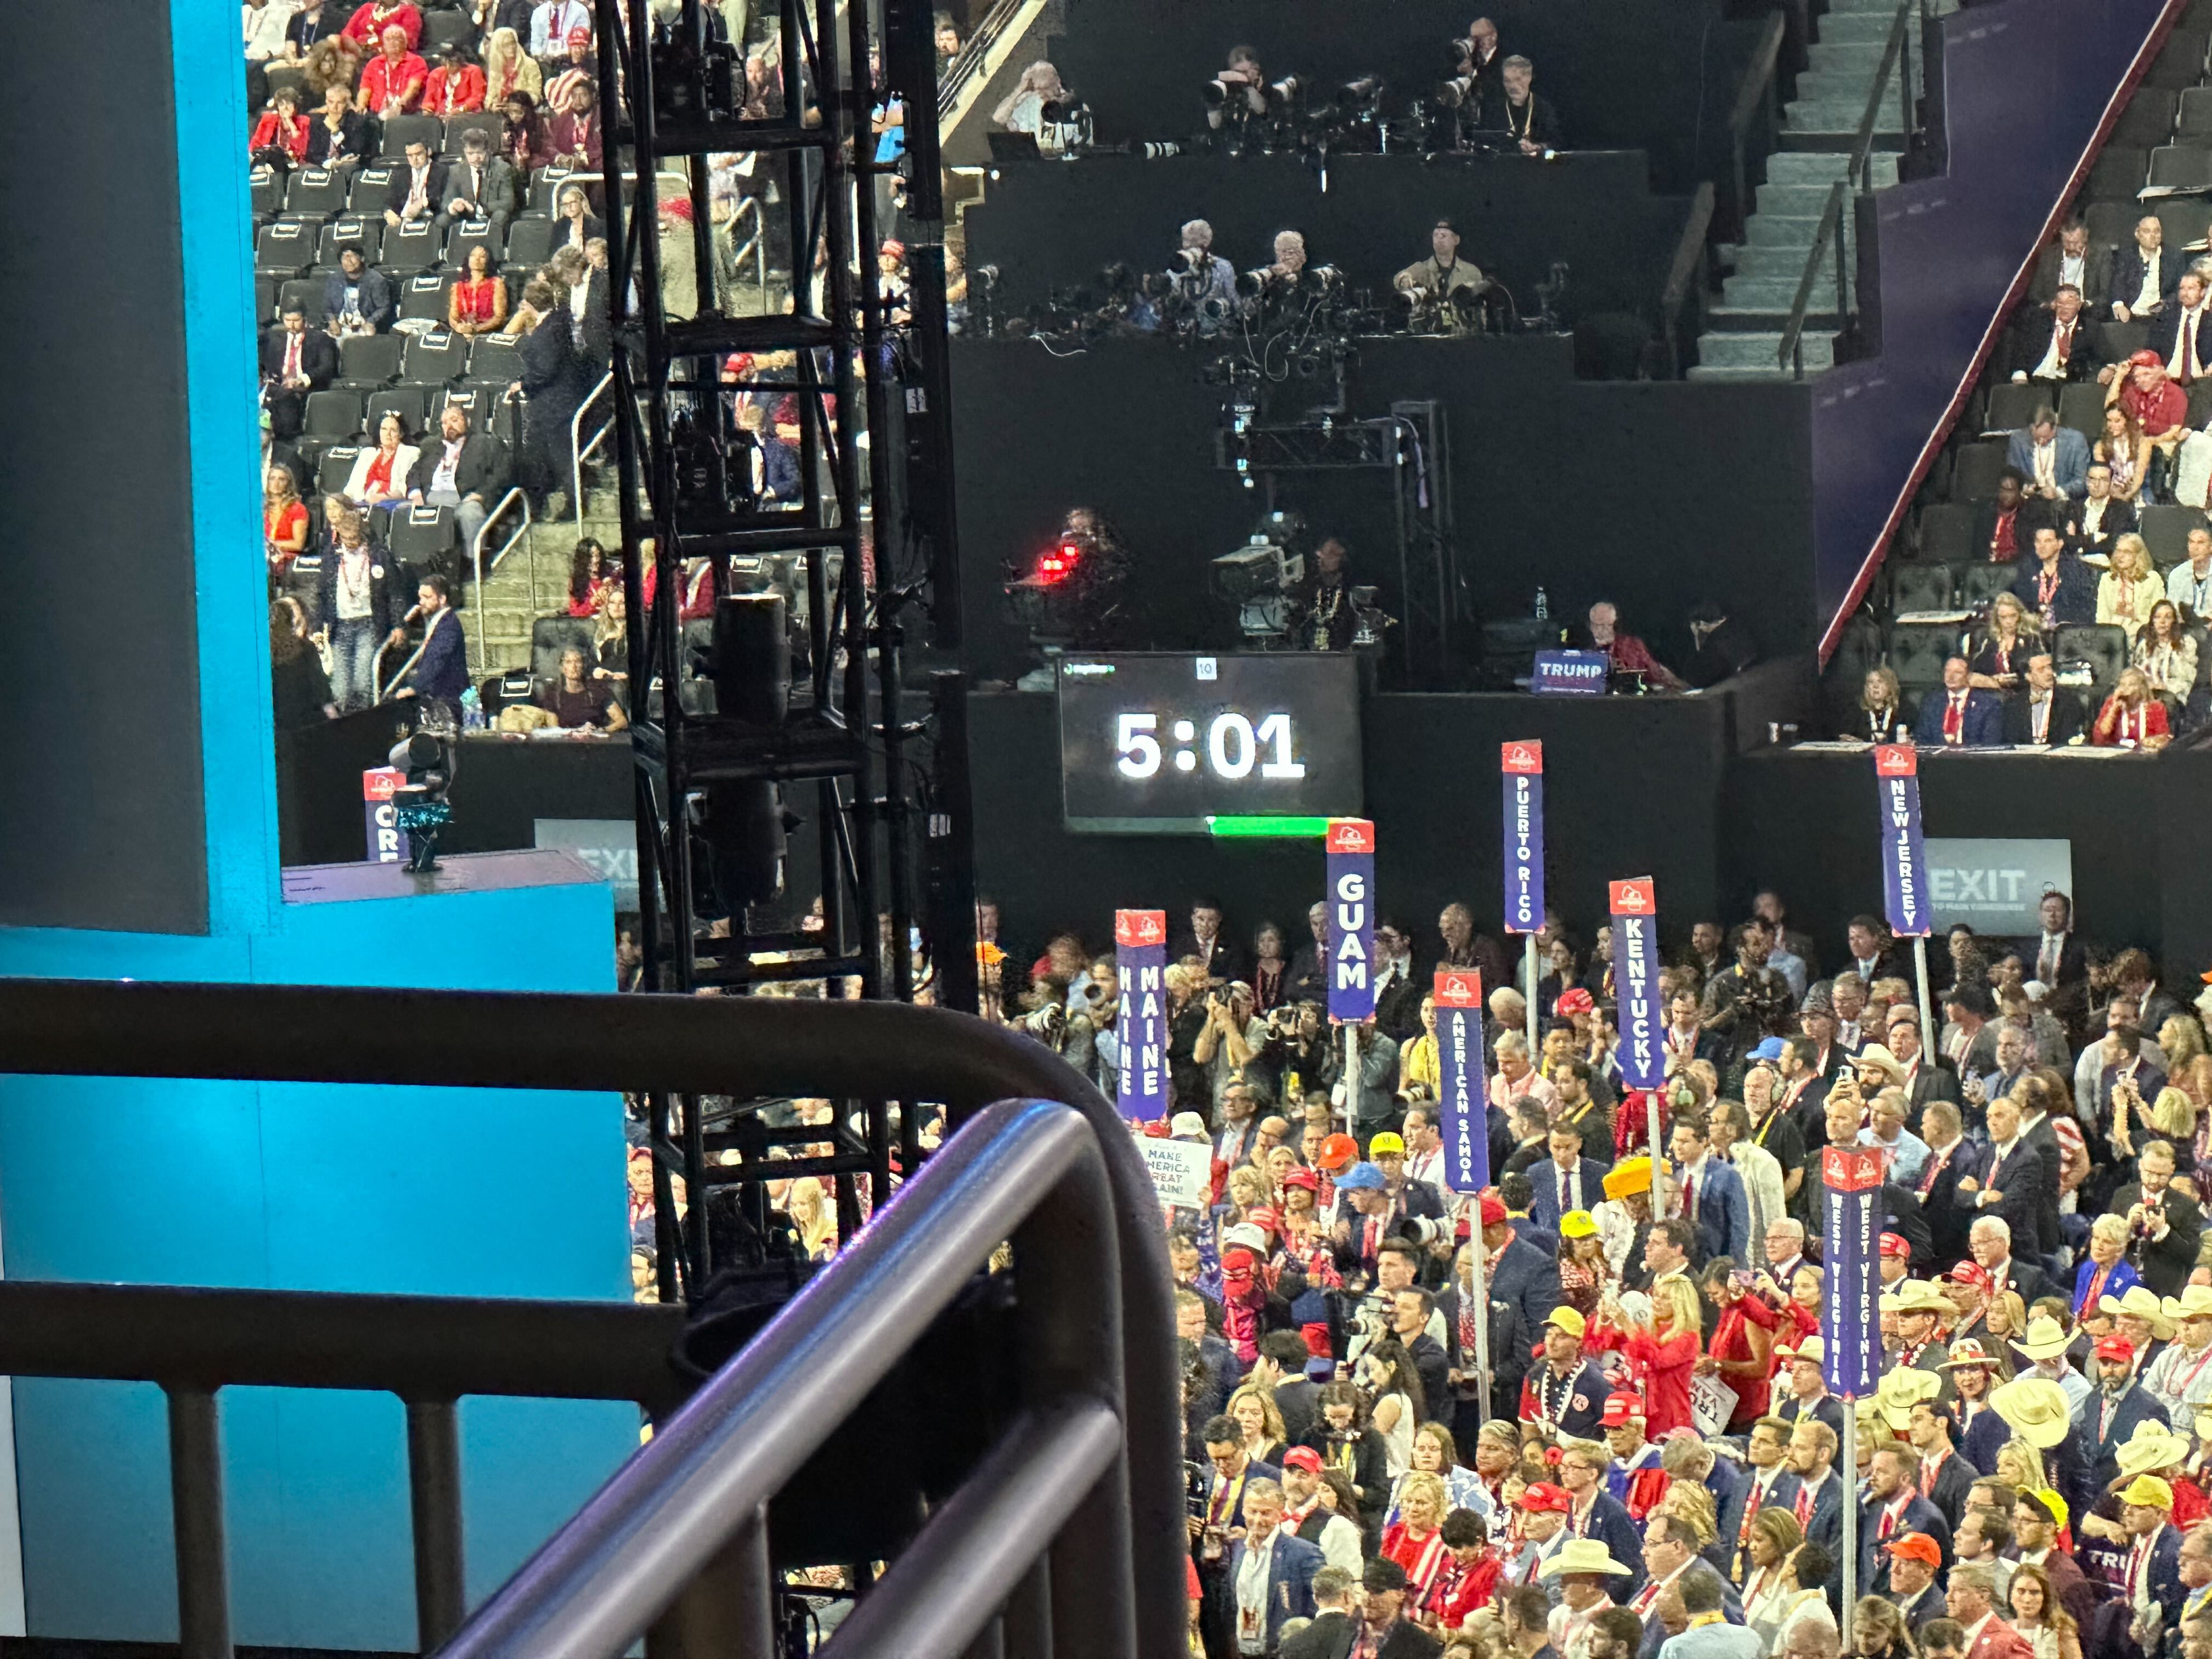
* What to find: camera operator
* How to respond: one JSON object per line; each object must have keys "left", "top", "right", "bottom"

{"left": 1071, "top": 952, "right": 1122, "bottom": 1096}
{"left": 1257, "top": 228, "right": 1312, "bottom": 286}
{"left": 1168, "top": 218, "right": 1239, "bottom": 332}
{"left": 990, "top": 60, "right": 1085, "bottom": 154}
{"left": 1456, "top": 16, "right": 1505, "bottom": 101}
{"left": 1699, "top": 917, "right": 1796, "bottom": 1076}
{"left": 1474, "top": 55, "right": 1562, "bottom": 155}
{"left": 1206, "top": 44, "right": 1272, "bottom": 130}
{"left": 1193, "top": 979, "right": 1273, "bottom": 1111}
{"left": 1392, "top": 217, "right": 1488, "bottom": 332}
{"left": 1276, "top": 999, "right": 1334, "bottom": 1093}
{"left": 1059, "top": 505, "right": 1133, "bottom": 647}
{"left": 1286, "top": 535, "right": 1357, "bottom": 651}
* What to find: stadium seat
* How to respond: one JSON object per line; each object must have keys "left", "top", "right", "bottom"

{"left": 255, "top": 276, "right": 279, "bottom": 324}
{"left": 338, "top": 333, "right": 404, "bottom": 389}
{"left": 2183, "top": 87, "right": 2212, "bottom": 142}
{"left": 398, "top": 273, "right": 457, "bottom": 324}
{"left": 251, "top": 165, "right": 282, "bottom": 218}
{"left": 1889, "top": 622, "right": 1959, "bottom": 690}
{"left": 286, "top": 168, "right": 351, "bottom": 218}
{"left": 378, "top": 115, "right": 443, "bottom": 161}
{"left": 503, "top": 215, "right": 557, "bottom": 272}
{"left": 531, "top": 616, "right": 597, "bottom": 687}
{"left": 2119, "top": 88, "right": 2182, "bottom": 148}
{"left": 2089, "top": 146, "right": 2149, "bottom": 198}
{"left": 255, "top": 221, "right": 318, "bottom": 276}
{"left": 421, "top": 8, "right": 477, "bottom": 52}
{"left": 263, "top": 61, "right": 310, "bottom": 108}
{"left": 1950, "top": 441, "right": 2010, "bottom": 502}
{"left": 303, "top": 390, "right": 366, "bottom": 439}
{"left": 2188, "top": 380, "right": 2212, "bottom": 429}
{"left": 438, "top": 387, "right": 493, "bottom": 430}
{"left": 466, "top": 336, "right": 523, "bottom": 385}
{"left": 1893, "top": 565, "right": 1955, "bottom": 613}
{"left": 2157, "top": 198, "right": 2210, "bottom": 252}
{"left": 402, "top": 330, "right": 471, "bottom": 386}
{"left": 2097, "top": 318, "right": 2152, "bottom": 363}
{"left": 278, "top": 276, "right": 324, "bottom": 321}
{"left": 443, "top": 219, "right": 505, "bottom": 272}
{"left": 2150, "top": 28, "right": 2211, "bottom": 89}
{"left": 1957, "top": 563, "right": 2018, "bottom": 608}
{"left": 367, "top": 387, "right": 431, "bottom": 438}
{"left": 382, "top": 219, "right": 443, "bottom": 274}
{"left": 529, "top": 165, "right": 593, "bottom": 213}
{"left": 1982, "top": 382, "right": 2046, "bottom": 436}
{"left": 318, "top": 445, "right": 365, "bottom": 496}
{"left": 2141, "top": 503, "right": 2209, "bottom": 566}
{"left": 2056, "top": 622, "right": 2131, "bottom": 693}
{"left": 440, "top": 115, "right": 498, "bottom": 155}
{"left": 390, "top": 504, "right": 460, "bottom": 580}
{"left": 2147, "top": 145, "right": 2212, "bottom": 193}
{"left": 2059, "top": 382, "right": 2109, "bottom": 439}
{"left": 1916, "top": 504, "right": 1974, "bottom": 565}
{"left": 317, "top": 218, "right": 385, "bottom": 267}
{"left": 2085, "top": 200, "right": 2143, "bottom": 251}
{"left": 349, "top": 165, "right": 400, "bottom": 212}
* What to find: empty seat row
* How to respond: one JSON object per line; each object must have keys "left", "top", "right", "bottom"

{"left": 301, "top": 382, "right": 514, "bottom": 445}
{"left": 256, "top": 215, "right": 513, "bottom": 278}
{"left": 332, "top": 330, "right": 522, "bottom": 389}
{"left": 1884, "top": 620, "right": 2143, "bottom": 694}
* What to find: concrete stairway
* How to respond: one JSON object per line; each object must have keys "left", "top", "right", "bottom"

{"left": 1686, "top": 0, "right": 1944, "bottom": 382}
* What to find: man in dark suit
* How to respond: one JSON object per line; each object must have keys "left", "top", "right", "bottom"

{"left": 405, "top": 400, "right": 507, "bottom": 561}
{"left": 1482, "top": 1190, "right": 1562, "bottom": 1337}
{"left": 2083, "top": 1338, "right": 2173, "bottom": 1491}
{"left": 1630, "top": 1526, "right": 1741, "bottom": 1659}
{"left": 1527, "top": 1122, "right": 1612, "bottom": 1233}
{"left": 1966, "top": 1213, "right": 2047, "bottom": 1311}
{"left": 1279, "top": 1567, "right": 1360, "bottom": 1659}
{"left": 321, "top": 243, "right": 396, "bottom": 335}
{"left": 2005, "top": 283, "right": 2105, "bottom": 383}
{"left": 384, "top": 137, "right": 451, "bottom": 233}
{"left": 2063, "top": 464, "right": 2135, "bottom": 557}
{"left": 1883, "top": 1533, "right": 1949, "bottom": 1633}
{"left": 2010, "top": 524, "right": 2100, "bottom": 628}
{"left": 2002, "top": 652, "right": 2090, "bottom": 747}
{"left": 1914, "top": 657, "right": 2006, "bottom": 748}
{"left": 1726, "top": 1419, "right": 1803, "bottom": 1580}
{"left": 1285, "top": 901, "right": 1329, "bottom": 1007}
{"left": 259, "top": 302, "right": 337, "bottom": 438}
{"left": 2112, "top": 1138, "right": 2204, "bottom": 1297}
{"left": 1860, "top": 1443, "right": 1955, "bottom": 1596}
{"left": 2018, "top": 891, "right": 2089, "bottom": 1031}
{"left": 2111, "top": 212, "right": 2177, "bottom": 323}
{"left": 1257, "top": 1330, "right": 1322, "bottom": 1446}
{"left": 2028, "top": 221, "right": 2113, "bottom": 313}
{"left": 1843, "top": 917, "right": 1909, "bottom": 989}
{"left": 1787, "top": 1419, "right": 1847, "bottom": 1562}
{"left": 1172, "top": 898, "right": 1248, "bottom": 986}
{"left": 2149, "top": 269, "right": 2212, "bottom": 382}
{"left": 1347, "top": 1557, "right": 1443, "bottom": 1659}
{"left": 1912, "top": 1099, "right": 1979, "bottom": 1266}
{"left": 1223, "top": 1480, "right": 1324, "bottom": 1657}
{"left": 1193, "top": 1416, "right": 1283, "bottom": 1657}
{"left": 1957, "top": 1094, "right": 2056, "bottom": 1267}
{"left": 1370, "top": 919, "right": 1425, "bottom": 1043}
{"left": 1971, "top": 469, "right": 2060, "bottom": 565}
{"left": 441, "top": 127, "right": 524, "bottom": 230}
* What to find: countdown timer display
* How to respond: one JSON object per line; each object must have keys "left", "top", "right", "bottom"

{"left": 1058, "top": 653, "right": 1362, "bottom": 832}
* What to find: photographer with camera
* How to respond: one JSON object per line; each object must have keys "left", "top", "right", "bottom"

{"left": 1699, "top": 918, "right": 1796, "bottom": 1078}
{"left": 1473, "top": 55, "right": 1562, "bottom": 155}
{"left": 1167, "top": 218, "right": 1240, "bottom": 335}
{"left": 1392, "top": 218, "right": 1488, "bottom": 334}
{"left": 1194, "top": 980, "right": 1273, "bottom": 1115}
{"left": 1205, "top": 44, "right": 1281, "bottom": 131}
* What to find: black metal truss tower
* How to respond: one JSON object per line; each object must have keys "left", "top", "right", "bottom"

{"left": 591, "top": 0, "right": 970, "bottom": 1302}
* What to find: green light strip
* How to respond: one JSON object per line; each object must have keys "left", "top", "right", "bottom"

{"left": 1205, "top": 815, "right": 1336, "bottom": 838}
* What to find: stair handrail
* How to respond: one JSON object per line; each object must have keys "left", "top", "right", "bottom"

{"left": 572, "top": 370, "right": 617, "bottom": 529}
{"left": 469, "top": 486, "right": 533, "bottom": 673}
{"left": 937, "top": 0, "right": 1030, "bottom": 120}
{"left": 1661, "top": 181, "right": 1717, "bottom": 377}
{"left": 1725, "top": 12, "right": 1790, "bottom": 242}
{"left": 1776, "top": 0, "right": 1922, "bottom": 376}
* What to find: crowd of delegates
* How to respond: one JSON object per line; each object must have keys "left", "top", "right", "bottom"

{"left": 969, "top": 888, "right": 2212, "bottom": 1659}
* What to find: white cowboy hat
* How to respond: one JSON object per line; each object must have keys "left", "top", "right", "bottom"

{"left": 1990, "top": 1376, "right": 2073, "bottom": 1449}
{"left": 1538, "top": 1538, "right": 1635, "bottom": 1578}
{"left": 1875, "top": 1365, "right": 1943, "bottom": 1430}
{"left": 2102, "top": 1284, "right": 2179, "bottom": 1342}
{"left": 2165, "top": 1284, "right": 2212, "bottom": 1324}
{"left": 2114, "top": 1419, "right": 2194, "bottom": 1482}
{"left": 2010, "top": 1315, "right": 2073, "bottom": 1363}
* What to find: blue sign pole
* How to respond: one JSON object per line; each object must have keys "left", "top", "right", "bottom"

{"left": 1873, "top": 743, "right": 1938, "bottom": 1043}
{"left": 1434, "top": 968, "right": 1487, "bottom": 1192}
{"left": 1820, "top": 1145, "right": 1883, "bottom": 1398}
{"left": 1500, "top": 742, "right": 1545, "bottom": 935}
{"left": 1610, "top": 878, "right": 1663, "bottom": 1180}
{"left": 1326, "top": 819, "right": 1376, "bottom": 1133}
{"left": 1114, "top": 908, "right": 1169, "bottom": 1121}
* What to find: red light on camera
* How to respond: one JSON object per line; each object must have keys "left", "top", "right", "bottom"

{"left": 1035, "top": 542, "right": 1082, "bottom": 584}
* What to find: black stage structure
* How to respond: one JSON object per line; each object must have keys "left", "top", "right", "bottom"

{"left": 591, "top": 0, "right": 974, "bottom": 1301}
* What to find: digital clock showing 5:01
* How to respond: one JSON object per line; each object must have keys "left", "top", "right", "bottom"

{"left": 1058, "top": 652, "right": 1363, "bottom": 833}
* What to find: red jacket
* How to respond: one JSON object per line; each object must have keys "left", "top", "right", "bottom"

{"left": 343, "top": 2, "right": 421, "bottom": 48}
{"left": 250, "top": 111, "right": 310, "bottom": 163}
{"left": 1426, "top": 1550, "right": 1502, "bottom": 1628}
{"left": 2093, "top": 693, "right": 2170, "bottom": 746}
{"left": 424, "top": 65, "right": 486, "bottom": 115}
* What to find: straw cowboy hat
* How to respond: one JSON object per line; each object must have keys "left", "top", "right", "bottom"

{"left": 1875, "top": 1365, "right": 1943, "bottom": 1430}
{"left": 1779, "top": 1334, "right": 1826, "bottom": 1367}
{"left": 1881, "top": 1280, "right": 1951, "bottom": 1317}
{"left": 1939, "top": 1339, "right": 2000, "bottom": 1371}
{"left": 2102, "top": 1284, "right": 2179, "bottom": 1341}
{"left": 2010, "top": 1315, "right": 2073, "bottom": 1364}
{"left": 1990, "top": 1376, "right": 2074, "bottom": 1449}
{"left": 2166, "top": 1284, "right": 2212, "bottom": 1324}
{"left": 2113, "top": 1420, "right": 2194, "bottom": 1483}
{"left": 1539, "top": 1538, "right": 1636, "bottom": 1578}
{"left": 1853, "top": 1045, "right": 1908, "bottom": 1087}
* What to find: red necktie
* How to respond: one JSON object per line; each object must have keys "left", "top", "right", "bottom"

{"left": 1795, "top": 1486, "right": 1813, "bottom": 1527}
{"left": 2056, "top": 322, "right": 2073, "bottom": 364}
{"left": 285, "top": 335, "right": 301, "bottom": 379}
{"left": 1944, "top": 695, "right": 1964, "bottom": 742}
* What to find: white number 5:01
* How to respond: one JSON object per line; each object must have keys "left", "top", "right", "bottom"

{"left": 1115, "top": 712, "right": 1161, "bottom": 778}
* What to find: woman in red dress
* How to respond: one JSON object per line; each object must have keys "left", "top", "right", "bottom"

{"left": 1379, "top": 1474, "right": 1453, "bottom": 1609}
{"left": 1697, "top": 1261, "right": 1779, "bottom": 1431}
{"left": 2094, "top": 667, "right": 2173, "bottom": 749}
{"left": 264, "top": 465, "right": 310, "bottom": 574}
{"left": 249, "top": 85, "right": 311, "bottom": 165}
{"left": 1589, "top": 1276, "right": 1701, "bottom": 1437}
{"left": 448, "top": 243, "right": 509, "bottom": 336}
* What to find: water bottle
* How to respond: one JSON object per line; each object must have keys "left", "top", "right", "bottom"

{"left": 460, "top": 685, "right": 483, "bottom": 732}
{"left": 1534, "top": 586, "right": 1549, "bottom": 620}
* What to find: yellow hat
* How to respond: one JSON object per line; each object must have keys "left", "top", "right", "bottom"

{"left": 1547, "top": 1306, "right": 1588, "bottom": 1338}
{"left": 1561, "top": 1209, "right": 1599, "bottom": 1240}
{"left": 2030, "top": 1487, "right": 2069, "bottom": 1532}
{"left": 1368, "top": 1131, "right": 1406, "bottom": 1155}
{"left": 2121, "top": 1474, "right": 2175, "bottom": 1510}
{"left": 1602, "top": 1158, "right": 1655, "bottom": 1200}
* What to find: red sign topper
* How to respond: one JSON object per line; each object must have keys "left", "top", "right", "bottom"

{"left": 363, "top": 767, "right": 404, "bottom": 803}
{"left": 1326, "top": 818, "right": 1375, "bottom": 854}
{"left": 1607, "top": 877, "right": 1655, "bottom": 916}
{"left": 1114, "top": 909, "right": 1167, "bottom": 947}
{"left": 1873, "top": 744, "right": 1918, "bottom": 778}
{"left": 1822, "top": 1145, "right": 1886, "bottom": 1193}
{"left": 1433, "top": 967, "right": 1484, "bottom": 1008}
{"left": 1500, "top": 741, "right": 1544, "bottom": 775}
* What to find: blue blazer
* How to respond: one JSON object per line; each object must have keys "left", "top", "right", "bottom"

{"left": 2006, "top": 425, "right": 2091, "bottom": 497}
{"left": 1858, "top": 1492, "right": 1954, "bottom": 1595}
{"left": 1489, "top": 1234, "right": 1562, "bottom": 1336}
{"left": 1800, "top": 1471, "right": 1844, "bottom": 1562}
{"left": 1224, "top": 1531, "right": 1324, "bottom": 1649}
{"left": 1571, "top": 1490, "right": 1650, "bottom": 1602}
{"left": 1526, "top": 1155, "right": 1613, "bottom": 1232}
{"left": 1722, "top": 1467, "right": 1802, "bottom": 1571}
{"left": 1681, "top": 1156, "right": 1751, "bottom": 1268}
{"left": 2010, "top": 554, "right": 2101, "bottom": 627}
{"left": 2085, "top": 1384, "right": 2170, "bottom": 1491}
{"left": 1912, "top": 689, "right": 2005, "bottom": 748}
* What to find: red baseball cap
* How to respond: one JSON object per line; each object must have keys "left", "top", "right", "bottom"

{"left": 1558, "top": 988, "right": 1595, "bottom": 1015}
{"left": 1139, "top": 1120, "right": 1171, "bottom": 1138}
{"left": 1248, "top": 1206, "right": 1280, "bottom": 1233}
{"left": 1479, "top": 1192, "right": 1508, "bottom": 1226}
{"left": 1879, "top": 1233, "right": 1909, "bottom": 1260}
{"left": 1946, "top": 1261, "right": 1991, "bottom": 1293}
{"left": 1281, "top": 1446, "right": 1323, "bottom": 1472}
{"left": 2097, "top": 1335, "right": 2137, "bottom": 1363}
{"left": 567, "top": 25, "right": 592, "bottom": 44}
{"left": 1601, "top": 1392, "right": 1646, "bottom": 1427}
{"left": 1519, "top": 1481, "right": 1572, "bottom": 1514}
{"left": 1318, "top": 1133, "right": 1358, "bottom": 1170}
{"left": 1883, "top": 1533, "right": 1942, "bottom": 1567}
{"left": 1282, "top": 1167, "right": 1320, "bottom": 1193}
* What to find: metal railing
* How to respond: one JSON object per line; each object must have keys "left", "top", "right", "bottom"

{"left": 936, "top": 0, "right": 1031, "bottom": 119}
{"left": 1724, "top": 12, "right": 1790, "bottom": 244}
{"left": 727, "top": 194, "right": 769, "bottom": 317}
{"left": 1660, "top": 182, "right": 1718, "bottom": 377}
{"left": 375, "top": 633, "right": 426, "bottom": 702}
{"left": 1778, "top": 0, "right": 1926, "bottom": 377}
{"left": 573, "top": 371, "right": 617, "bottom": 528}
{"left": 471, "top": 486, "right": 534, "bottom": 671}
{"left": 0, "top": 979, "right": 1183, "bottom": 1659}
